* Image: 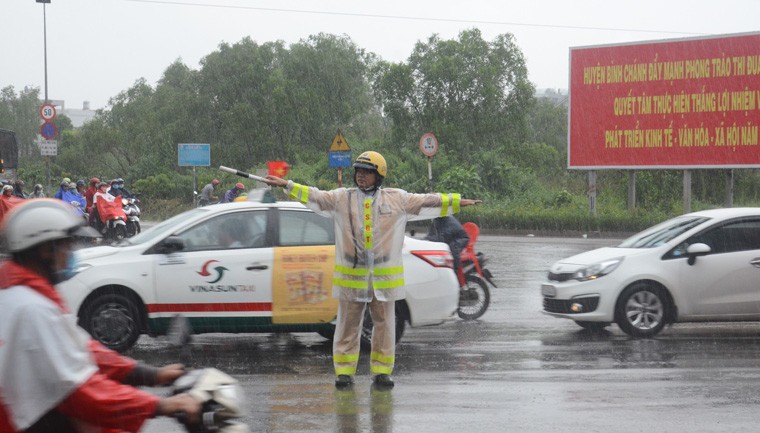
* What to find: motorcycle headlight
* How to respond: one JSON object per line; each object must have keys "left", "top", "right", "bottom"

{"left": 572, "top": 257, "right": 623, "bottom": 281}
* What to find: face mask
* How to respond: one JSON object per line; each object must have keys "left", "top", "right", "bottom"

{"left": 53, "top": 250, "right": 80, "bottom": 284}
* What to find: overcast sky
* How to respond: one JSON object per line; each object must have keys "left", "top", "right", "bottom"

{"left": 2, "top": 0, "right": 760, "bottom": 111}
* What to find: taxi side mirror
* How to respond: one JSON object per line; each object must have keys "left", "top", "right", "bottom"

{"left": 156, "top": 236, "right": 185, "bottom": 254}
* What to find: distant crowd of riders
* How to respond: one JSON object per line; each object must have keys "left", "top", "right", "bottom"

{"left": 1, "top": 177, "right": 141, "bottom": 240}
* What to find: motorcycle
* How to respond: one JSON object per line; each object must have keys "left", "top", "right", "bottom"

{"left": 172, "top": 368, "right": 249, "bottom": 433}
{"left": 93, "top": 196, "right": 128, "bottom": 242}
{"left": 122, "top": 196, "right": 141, "bottom": 237}
{"left": 167, "top": 315, "right": 249, "bottom": 433}
{"left": 455, "top": 222, "right": 497, "bottom": 320}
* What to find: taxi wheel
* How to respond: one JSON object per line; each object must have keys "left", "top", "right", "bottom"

{"left": 80, "top": 293, "right": 141, "bottom": 352}
{"left": 360, "top": 302, "right": 407, "bottom": 351}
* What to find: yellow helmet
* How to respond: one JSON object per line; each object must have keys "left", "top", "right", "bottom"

{"left": 353, "top": 151, "right": 387, "bottom": 178}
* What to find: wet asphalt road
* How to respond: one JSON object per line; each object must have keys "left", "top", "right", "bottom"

{"left": 138, "top": 235, "right": 760, "bottom": 433}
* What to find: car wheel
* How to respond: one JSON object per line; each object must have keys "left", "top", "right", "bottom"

{"left": 360, "top": 302, "right": 406, "bottom": 351}
{"left": 80, "top": 293, "right": 141, "bottom": 352}
{"left": 614, "top": 283, "right": 668, "bottom": 338}
{"left": 574, "top": 321, "right": 610, "bottom": 331}
{"left": 457, "top": 274, "right": 491, "bottom": 320}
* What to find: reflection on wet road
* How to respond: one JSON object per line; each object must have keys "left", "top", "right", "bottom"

{"left": 140, "top": 235, "right": 760, "bottom": 432}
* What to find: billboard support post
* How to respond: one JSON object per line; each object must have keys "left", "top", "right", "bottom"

{"left": 683, "top": 170, "right": 692, "bottom": 214}
{"left": 725, "top": 169, "right": 734, "bottom": 208}
{"left": 588, "top": 171, "right": 597, "bottom": 217}
{"left": 627, "top": 171, "right": 636, "bottom": 210}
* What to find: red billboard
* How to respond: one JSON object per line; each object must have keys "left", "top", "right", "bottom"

{"left": 569, "top": 32, "right": 760, "bottom": 169}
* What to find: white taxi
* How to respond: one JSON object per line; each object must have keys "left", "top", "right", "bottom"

{"left": 60, "top": 197, "right": 459, "bottom": 352}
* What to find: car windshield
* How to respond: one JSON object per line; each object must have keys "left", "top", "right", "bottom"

{"left": 617, "top": 215, "right": 710, "bottom": 248}
{"left": 120, "top": 208, "right": 210, "bottom": 246}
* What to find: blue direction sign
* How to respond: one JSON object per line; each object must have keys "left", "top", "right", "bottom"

{"left": 40, "top": 122, "right": 58, "bottom": 140}
{"left": 178, "top": 143, "right": 211, "bottom": 166}
{"left": 329, "top": 151, "right": 352, "bottom": 168}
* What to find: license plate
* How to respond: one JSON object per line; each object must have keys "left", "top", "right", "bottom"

{"left": 541, "top": 284, "right": 556, "bottom": 297}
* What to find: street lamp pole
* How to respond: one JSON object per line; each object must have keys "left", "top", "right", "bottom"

{"left": 43, "top": 1, "right": 49, "bottom": 102}
{"left": 37, "top": 0, "right": 52, "bottom": 186}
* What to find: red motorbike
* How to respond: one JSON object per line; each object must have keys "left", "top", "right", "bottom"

{"left": 456, "top": 222, "right": 497, "bottom": 320}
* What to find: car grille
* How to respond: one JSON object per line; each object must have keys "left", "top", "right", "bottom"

{"left": 547, "top": 272, "right": 574, "bottom": 282}
{"left": 543, "top": 296, "right": 600, "bottom": 314}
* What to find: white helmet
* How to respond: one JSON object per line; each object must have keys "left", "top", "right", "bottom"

{"left": 1, "top": 199, "right": 100, "bottom": 252}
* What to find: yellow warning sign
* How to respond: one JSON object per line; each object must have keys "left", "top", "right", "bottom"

{"left": 329, "top": 129, "right": 351, "bottom": 152}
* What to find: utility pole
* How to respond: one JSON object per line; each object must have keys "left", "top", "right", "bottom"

{"left": 37, "top": 0, "right": 52, "bottom": 187}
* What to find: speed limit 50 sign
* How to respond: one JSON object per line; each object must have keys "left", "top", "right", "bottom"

{"left": 39, "top": 103, "right": 57, "bottom": 121}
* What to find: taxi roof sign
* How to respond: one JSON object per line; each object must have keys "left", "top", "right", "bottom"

{"left": 329, "top": 129, "right": 351, "bottom": 152}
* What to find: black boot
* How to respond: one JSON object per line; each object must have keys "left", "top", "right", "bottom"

{"left": 335, "top": 374, "right": 354, "bottom": 389}
{"left": 372, "top": 374, "right": 394, "bottom": 389}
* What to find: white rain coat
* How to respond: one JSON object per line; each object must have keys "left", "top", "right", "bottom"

{"left": 0, "top": 285, "right": 97, "bottom": 430}
{"left": 285, "top": 181, "right": 462, "bottom": 302}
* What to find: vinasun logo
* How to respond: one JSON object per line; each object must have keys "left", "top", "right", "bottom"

{"left": 191, "top": 260, "right": 256, "bottom": 293}
{"left": 197, "top": 260, "right": 228, "bottom": 283}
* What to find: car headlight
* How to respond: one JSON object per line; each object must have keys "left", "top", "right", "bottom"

{"left": 572, "top": 257, "right": 623, "bottom": 281}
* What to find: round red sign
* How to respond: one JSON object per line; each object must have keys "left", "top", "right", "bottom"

{"left": 419, "top": 133, "right": 438, "bottom": 157}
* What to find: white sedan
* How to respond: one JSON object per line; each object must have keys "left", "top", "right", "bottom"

{"left": 541, "top": 207, "right": 760, "bottom": 337}
{"left": 60, "top": 198, "right": 459, "bottom": 352}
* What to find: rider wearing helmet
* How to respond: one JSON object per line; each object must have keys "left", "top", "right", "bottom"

{"left": 12, "top": 180, "right": 26, "bottom": 199}
{"left": 109, "top": 178, "right": 123, "bottom": 197}
{"left": 262, "top": 151, "right": 481, "bottom": 390}
{"left": 198, "top": 179, "right": 220, "bottom": 207}
{"left": 220, "top": 182, "right": 246, "bottom": 203}
{"left": 85, "top": 178, "right": 100, "bottom": 213}
{"left": 29, "top": 184, "right": 45, "bottom": 199}
{"left": 75, "top": 179, "right": 86, "bottom": 195}
{"left": 54, "top": 180, "right": 70, "bottom": 200}
{"left": 0, "top": 200, "right": 200, "bottom": 432}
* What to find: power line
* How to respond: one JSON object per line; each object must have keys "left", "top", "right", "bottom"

{"left": 125, "top": 0, "right": 705, "bottom": 36}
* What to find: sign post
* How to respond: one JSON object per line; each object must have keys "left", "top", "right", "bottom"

{"left": 328, "top": 129, "right": 351, "bottom": 187}
{"left": 419, "top": 133, "right": 439, "bottom": 192}
{"left": 39, "top": 103, "right": 57, "bottom": 187}
{"left": 178, "top": 143, "right": 211, "bottom": 204}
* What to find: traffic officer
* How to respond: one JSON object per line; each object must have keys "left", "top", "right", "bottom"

{"left": 263, "top": 151, "right": 481, "bottom": 389}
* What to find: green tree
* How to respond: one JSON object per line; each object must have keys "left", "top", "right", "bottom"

{"left": 372, "top": 29, "right": 535, "bottom": 164}
{"left": 0, "top": 86, "right": 42, "bottom": 159}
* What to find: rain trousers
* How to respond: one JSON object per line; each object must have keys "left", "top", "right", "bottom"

{"left": 0, "top": 261, "right": 160, "bottom": 433}
{"left": 284, "top": 181, "right": 462, "bottom": 377}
